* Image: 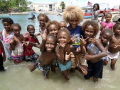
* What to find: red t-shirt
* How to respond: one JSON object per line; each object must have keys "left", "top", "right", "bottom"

{"left": 24, "top": 33, "right": 39, "bottom": 56}
{"left": 0, "top": 47, "right": 2, "bottom": 55}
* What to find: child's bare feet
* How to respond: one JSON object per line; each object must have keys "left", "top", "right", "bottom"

{"left": 28, "top": 64, "right": 36, "bottom": 72}
{"left": 93, "top": 78, "right": 99, "bottom": 83}
{"left": 111, "top": 64, "right": 115, "bottom": 70}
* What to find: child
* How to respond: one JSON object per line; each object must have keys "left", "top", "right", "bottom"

{"left": 37, "top": 13, "right": 50, "bottom": 34}
{"left": 46, "top": 20, "right": 60, "bottom": 37}
{"left": 59, "top": 21, "right": 67, "bottom": 29}
{"left": 0, "top": 40, "right": 6, "bottom": 71}
{"left": 91, "top": 3, "right": 100, "bottom": 21}
{"left": 55, "top": 28, "right": 75, "bottom": 80}
{"left": 24, "top": 25, "right": 39, "bottom": 62}
{"left": 10, "top": 23, "right": 24, "bottom": 64}
{"left": 63, "top": 6, "right": 87, "bottom": 74}
{"left": 1, "top": 18, "right": 14, "bottom": 60}
{"left": 82, "top": 20, "right": 107, "bottom": 82}
{"left": 100, "top": 13, "right": 114, "bottom": 34}
{"left": 28, "top": 34, "right": 57, "bottom": 79}
{"left": 105, "top": 23, "right": 120, "bottom": 70}
{"left": 99, "top": 29, "right": 113, "bottom": 65}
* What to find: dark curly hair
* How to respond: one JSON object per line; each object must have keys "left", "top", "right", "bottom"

{"left": 57, "top": 28, "right": 71, "bottom": 40}
{"left": 113, "top": 22, "right": 120, "bottom": 32}
{"left": 2, "top": 18, "right": 14, "bottom": 25}
{"left": 93, "top": 3, "right": 99, "bottom": 10}
{"left": 10, "top": 23, "right": 21, "bottom": 31}
{"left": 82, "top": 20, "right": 99, "bottom": 36}
{"left": 37, "top": 13, "right": 50, "bottom": 23}
{"left": 27, "top": 25, "right": 34, "bottom": 31}
{"left": 46, "top": 20, "right": 60, "bottom": 34}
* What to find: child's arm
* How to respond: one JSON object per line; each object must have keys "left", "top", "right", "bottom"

{"left": 85, "top": 39, "right": 107, "bottom": 63}
{"left": 100, "top": 24, "right": 106, "bottom": 31}
{"left": 55, "top": 43, "right": 65, "bottom": 64}
{"left": 0, "top": 41, "right": 6, "bottom": 62}
{"left": 10, "top": 36, "right": 17, "bottom": 50}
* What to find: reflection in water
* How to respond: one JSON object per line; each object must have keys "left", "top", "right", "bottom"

{"left": 0, "top": 15, "right": 120, "bottom": 90}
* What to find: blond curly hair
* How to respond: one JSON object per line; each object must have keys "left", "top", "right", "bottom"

{"left": 63, "top": 6, "right": 84, "bottom": 24}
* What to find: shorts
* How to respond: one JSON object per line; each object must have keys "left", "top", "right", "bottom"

{"left": 108, "top": 51, "right": 119, "bottom": 60}
{"left": 57, "top": 60, "right": 72, "bottom": 71}
{"left": 84, "top": 60, "right": 103, "bottom": 79}
{"left": 34, "top": 59, "right": 50, "bottom": 77}
{"left": 11, "top": 55, "right": 23, "bottom": 63}
{"left": 24, "top": 53, "right": 39, "bottom": 62}
{"left": 102, "top": 56, "right": 109, "bottom": 61}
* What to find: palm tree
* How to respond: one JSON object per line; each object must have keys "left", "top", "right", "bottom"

{"left": 60, "top": 1, "right": 65, "bottom": 12}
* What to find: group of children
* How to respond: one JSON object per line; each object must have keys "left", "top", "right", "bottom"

{"left": 0, "top": 4, "right": 120, "bottom": 83}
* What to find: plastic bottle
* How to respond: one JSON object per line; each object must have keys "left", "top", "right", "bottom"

{"left": 87, "top": 43, "right": 100, "bottom": 55}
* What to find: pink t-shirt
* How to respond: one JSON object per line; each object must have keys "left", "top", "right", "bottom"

{"left": 101, "top": 21, "right": 114, "bottom": 34}
{"left": 24, "top": 33, "right": 39, "bottom": 56}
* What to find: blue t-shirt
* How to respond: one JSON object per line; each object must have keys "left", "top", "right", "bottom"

{"left": 67, "top": 25, "right": 84, "bottom": 51}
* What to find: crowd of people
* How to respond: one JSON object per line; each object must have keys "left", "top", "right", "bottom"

{"left": 0, "top": 3, "right": 120, "bottom": 83}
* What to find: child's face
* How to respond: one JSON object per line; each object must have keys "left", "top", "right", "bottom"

{"left": 13, "top": 26, "right": 21, "bottom": 36}
{"left": 38, "top": 16, "right": 46, "bottom": 26}
{"left": 45, "top": 37, "right": 55, "bottom": 52}
{"left": 84, "top": 25, "right": 94, "bottom": 38}
{"left": 60, "top": 22, "right": 67, "bottom": 29}
{"left": 101, "top": 33, "right": 112, "bottom": 45}
{"left": 3, "top": 22, "right": 11, "bottom": 31}
{"left": 57, "top": 31, "right": 70, "bottom": 44}
{"left": 105, "top": 14, "right": 112, "bottom": 22}
{"left": 69, "top": 17, "right": 78, "bottom": 29}
{"left": 94, "top": 5, "right": 98, "bottom": 10}
{"left": 114, "top": 25, "right": 120, "bottom": 35}
{"left": 48, "top": 24, "right": 58, "bottom": 37}
{"left": 27, "top": 26, "right": 35, "bottom": 36}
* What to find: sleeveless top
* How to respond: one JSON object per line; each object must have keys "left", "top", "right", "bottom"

{"left": 2, "top": 29, "right": 14, "bottom": 58}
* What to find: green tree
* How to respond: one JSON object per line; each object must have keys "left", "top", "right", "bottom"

{"left": 60, "top": 1, "right": 65, "bottom": 12}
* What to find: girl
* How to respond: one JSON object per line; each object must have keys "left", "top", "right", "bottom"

{"left": 55, "top": 28, "right": 75, "bottom": 80}
{"left": 46, "top": 20, "right": 60, "bottom": 37}
{"left": 100, "top": 13, "right": 114, "bottom": 34}
{"left": 24, "top": 25, "right": 40, "bottom": 62}
{"left": 81, "top": 20, "right": 107, "bottom": 82}
{"left": 37, "top": 13, "right": 50, "bottom": 34}
{"left": 28, "top": 33, "right": 57, "bottom": 79}
{"left": 63, "top": 6, "right": 87, "bottom": 74}
{"left": 91, "top": 3, "right": 100, "bottom": 21}
{"left": 1, "top": 18, "right": 14, "bottom": 60}
{"left": 0, "top": 40, "right": 6, "bottom": 71}
{"left": 10, "top": 23, "right": 24, "bottom": 64}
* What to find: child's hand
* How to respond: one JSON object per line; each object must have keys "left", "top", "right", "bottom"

{"left": 76, "top": 46, "right": 81, "bottom": 53}
{"left": 3, "top": 54, "right": 6, "bottom": 62}
{"left": 85, "top": 54, "right": 93, "bottom": 60}
{"left": 80, "top": 35, "right": 88, "bottom": 46}
{"left": 22, "top": 41, "right": 29, "bottom": 46}
{"left": 65, "top": 52, "right": 72, "bottom": 61}
{"left": 40, "top": 29, "right": 47, "bottom": 41}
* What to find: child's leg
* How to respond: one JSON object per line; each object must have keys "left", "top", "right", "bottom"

{"left": 51, "top": 59, "right": 57, "bottom": 72}
{"left": 28, "top": 64, "right": 36, "bottom": 72}
{"left": 0, "top": 55, "right": 5, "bottom": 71}
{"left": 62, "top": 70, "right": 70, "bottom": 80}
{"left": 77, "top": 64, "right": 88, "bottom": 75}
{"left": 110, "top": 59, "right": 117, "bottom": 70}
{"left": 104, "top": 60, "right": 108, "bottom": 66}
{"left": 51, "top": 65, "right": 56, "bottom": 72}
{"left": 42, "top": 66, "right": 50, "bottom": 79}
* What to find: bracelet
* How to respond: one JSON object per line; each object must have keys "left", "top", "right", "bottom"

{"left": 29, "top": 42, "right": 31, "bottom": 45}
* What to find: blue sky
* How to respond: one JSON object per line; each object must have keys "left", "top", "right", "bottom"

{"left": 27, "top": 0, "right": 120, "bottom": 8}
